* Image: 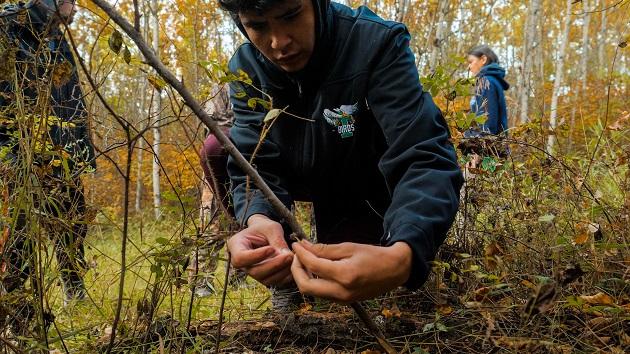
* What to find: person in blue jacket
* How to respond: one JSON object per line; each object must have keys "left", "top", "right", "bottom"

{"left": 464, "top": 45, "right": 510, "bottom": 137}
{"left": 206, "top": 0, "right": 463, "bottom": 304}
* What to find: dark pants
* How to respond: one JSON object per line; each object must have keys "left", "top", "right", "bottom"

{"left": 200, "top": 133, "right": 383, "bottom": 245}
{"left": 2, "top": 175, "right": 87, "bottom": 293}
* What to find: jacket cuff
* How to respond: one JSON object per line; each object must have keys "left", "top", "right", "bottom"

{"left": 237, "top": 200, "right": 279, "bottom": 226}
{"left": 383, "top": 223, "right": 438, "bottom": 290}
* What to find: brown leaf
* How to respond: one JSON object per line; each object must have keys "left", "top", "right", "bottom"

{"left": 381, "top": 303, "right": 401, "bottom": 318}
{"left": 579, "top": 292, "right": 614, "bottom": 306}
{"left": 607, "top": 111, "right": 629, "bottom": 131}
{"left": 523, "top": 282, "right": 557, "bottom": 316}
{"left": 296, "top": 303, "right": 312, "bottom": 316}
{"left": 574, "top": 232, "right": 589, "bottom": 245}
{"left": 437, "top": 304, "right": 453, "bottom": 316}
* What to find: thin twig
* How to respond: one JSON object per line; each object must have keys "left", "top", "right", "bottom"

{"left": 216, "top": 253, "right": 231, "bottom": 354}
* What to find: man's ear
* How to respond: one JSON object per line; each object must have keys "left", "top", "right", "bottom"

{"left": 481, "top": 55, "right": 488, "bottom": 66}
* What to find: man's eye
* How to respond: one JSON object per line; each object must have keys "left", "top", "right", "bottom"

{"left": 248, "top": 23, "right": 267, "bottom": 31}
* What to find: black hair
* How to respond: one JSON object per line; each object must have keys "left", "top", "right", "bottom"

{"left": 218, "top": 0, "right": 286, "bottom": 16}
{"left": 467, "top": 45, "right": 499, "bottom": 65}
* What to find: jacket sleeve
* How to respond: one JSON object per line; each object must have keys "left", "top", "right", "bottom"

{"left": 366, "top": 24, "right": 464, "bottom": 289}
{"left": 226, "top": 56, "right": 294, "bottom": 226}
{"left": 474, "top": 77, "right": 500, "bottom": 134}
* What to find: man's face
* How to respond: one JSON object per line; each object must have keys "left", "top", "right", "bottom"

{"left": 467, "top": 54, "right": 487, "bottom": 76}
{"left": 56, "top": 0, "right": 77, "bottom": 24}
{"left": 239, "top": 0, "right": 316, "bottom": 73}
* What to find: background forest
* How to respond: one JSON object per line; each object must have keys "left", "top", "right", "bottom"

{"left": 1, "top": 0, "right": 629, "bottom": 353}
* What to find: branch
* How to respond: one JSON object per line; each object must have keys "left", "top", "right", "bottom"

{"left": 87, "top": 1, "right": 396, "bottom": 353}
{"left": 88, "top": 0, "right": 305, "bottom": 240}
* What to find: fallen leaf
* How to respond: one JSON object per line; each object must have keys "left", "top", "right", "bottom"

{"left": 574, "top": 232, "right": 589, "bottom": 245}
{"left": 579, "top": 292, "right": 614, "bottom": 306}
{"left": 296, "top": 303, "right": 312, "bottom": 316}
{"left": 437, "top": 304, "right": 453, "bottom": 316}
{"left": 523, "top": 281, "right": 557, "bottom": 316}
{"left": 381, "top": 303, "right": 401, "bottom": 318}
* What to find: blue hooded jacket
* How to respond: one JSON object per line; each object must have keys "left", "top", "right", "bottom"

{"left": 467, "top": 63, "right": 510, "bottom": 136}
{"left": 226, "top": 0, "right": 463, "bottom": 288}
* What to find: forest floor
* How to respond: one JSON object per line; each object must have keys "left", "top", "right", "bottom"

{"left": 40, "top": 212, "right": 629, "bottom": 354}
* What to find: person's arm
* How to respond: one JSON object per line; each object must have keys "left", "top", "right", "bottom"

{"left": 366, "top": 24, "right": 463, "bottom": 289}
{"left": 225, "top": 49, "right": 295, "bottom": 286}
{"left": 474, "top": 77, "right": 500, "bottom": 134}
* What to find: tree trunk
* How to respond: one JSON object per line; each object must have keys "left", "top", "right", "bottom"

{"left": 547, "top": 0, "right": 573, "bottom": 153}
{"left": 151, "top": 0, "right": 162, "bottom": 220}
{"left": 519, "top": 0, "right": 542, "bottom": 124}
{"left": 429, "top": 0, "right": 449, "bottom": 72}
{"left": 569, "top": 0, "right": 591, "bottom": 147}
{"left": 135, "top": 0, "right": 151, "bottom": 214}
{"left": 597, "top": 0, "right": 607, "bottom": 70}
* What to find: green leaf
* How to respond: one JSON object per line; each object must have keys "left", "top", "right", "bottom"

{"left": 148, "top": 74, "right": 166, "bottom": 92}
{"left": 263, "top": 108, "right": 282, "bottom": 123}
{"left": 108, "top": 30, "right": 123, "bottom": 54}
{"left": 538, "top": 214, "right": 556, "bottom": 223}
{"left": 155, "top": 237, "right": 169, "bottom": 245}
{"left": 233, "top": 91, "right": 246, "bottom": 99}
{"left": 122, "top": 46, "right": 131, "bottom": 64}
{"left": 247, "top": 98, "right": 257, "bottom": 109}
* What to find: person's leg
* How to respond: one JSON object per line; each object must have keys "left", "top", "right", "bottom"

{"left": 200, "top": 130, "right": 233, "bottom": 216}
{"left": 49, "top": 179, "right": 87, "bottom": 302}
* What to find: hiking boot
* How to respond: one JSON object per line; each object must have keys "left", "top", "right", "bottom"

{"left": 61, "top": 273, "right": 86, "bottom": 306}
{"left": 269, "top": 286, "right": 303, "bottom": 312}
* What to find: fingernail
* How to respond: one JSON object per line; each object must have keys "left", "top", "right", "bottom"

{"left": 280, "top": 247, "right": 292, "bottom": 255}
{"left": 301, "top": 239, "right": 312, "bottom": 245}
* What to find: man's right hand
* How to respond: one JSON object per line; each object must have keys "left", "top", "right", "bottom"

{"left": 227, "top": 214, "right": 294, "bottom": 286}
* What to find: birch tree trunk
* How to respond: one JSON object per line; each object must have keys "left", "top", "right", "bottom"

{"left": 569, "top": 0, "right": 591, "bottom": 147}
{"left": 151, "top": 0, "right": 162, "bottom": 220}
{"left": 135, "top": 0, "right": 152, "bottom": 213}
{"left": 519, "top": 0, "right": 542, "bottom": 124}
{"left": 597, "top": 0, "right": 607, "bottom": 70}
{"left": 429, "top": 0, "right": 449, "bottom": 72}
{"left": 547, "top": 0, "right": 573, "bottom": 153}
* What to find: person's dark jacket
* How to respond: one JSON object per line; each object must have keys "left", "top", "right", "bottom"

{"left": 466, "top": 63, "right": 510, "bottom": 137}
{"left": 0, "top": 1, "right": 95, "bottom": 171}
{"left": 226, "top": 0, "right": 463, "bottom": 288}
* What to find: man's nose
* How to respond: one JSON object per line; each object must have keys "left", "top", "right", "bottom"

{"left": 270, "top": 31, "right": 291, "bottom": 51}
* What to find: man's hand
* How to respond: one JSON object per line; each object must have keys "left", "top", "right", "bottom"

{"left": 227, "top": 214, "right": 293, "bottom": 286}
{"left": 291, "top": 240, "right": 412, "bottom": 303}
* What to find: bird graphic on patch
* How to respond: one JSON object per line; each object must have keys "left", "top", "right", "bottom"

{"left": 323, "top": 103, "right": 359, "bottom": 138}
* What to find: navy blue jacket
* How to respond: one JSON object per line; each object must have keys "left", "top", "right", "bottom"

{"left": 0, "top": 2, "right": 95, "bottom": 171}
{"left": 467, "top": 63, "right": 510, "bottom": 136}
{"left": 226, "top": 0, "right": 463, "bottom": 288}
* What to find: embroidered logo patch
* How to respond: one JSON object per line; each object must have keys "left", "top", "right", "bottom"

{"left": 323, "top": 103, "right": 359, "bottom": 138}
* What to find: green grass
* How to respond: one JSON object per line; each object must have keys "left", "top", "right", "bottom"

{"left": 45, "top": 213, "right": 270, "bottom": 352}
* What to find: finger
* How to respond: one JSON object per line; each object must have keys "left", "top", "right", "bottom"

{"left": 230, "top": 245, "right": 275, "bottom": 269}
{"left": 293, "top": 242, "right": 342, "bottom": 280}
{"left": 292, "top": 256, "right": 352, "bottom": 303}
{"left": 298, "top": 240, "right": 352, "bottom": 260}
{"left": 247, "top": 251, "right": 293, "bottom": 282}
{"left": 260, "top": 266, "right": 292, "bottom": 287}
{"left": 265, "top": 228, "right": 290, "bottom": 251}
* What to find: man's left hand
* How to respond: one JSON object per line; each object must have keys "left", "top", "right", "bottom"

{"left": 291, "top": 240, "right": 412, "bottom": 303}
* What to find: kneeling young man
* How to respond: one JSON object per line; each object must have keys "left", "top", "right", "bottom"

{"left": 208, "top": 0, "right": 463, "bottom": 303}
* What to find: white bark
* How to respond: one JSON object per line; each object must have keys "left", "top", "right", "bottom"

{"left": 598, "top": 0, "right": 607, "bottom": 70}
{"left": 135, "top": 0, "right": 151, "bottom": 213}
{"left": 151, "top": 0, "right": 162, "bottom": 220}
{"left": 429, "top": 0, "right": 449, "bottom": 72}
{"left": 547, "top": 0, "right": 573, "bottom": 153}
{"left": 519, "top": 0, "right": 542, "bottom": 124}
{"left": 580, "top": 0, "right": 591, "bottom": 92}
